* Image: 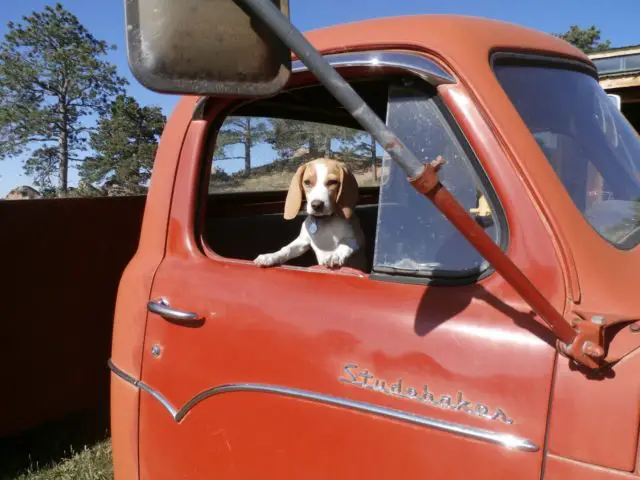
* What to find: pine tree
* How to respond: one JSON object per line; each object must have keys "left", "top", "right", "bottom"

{"left": 214, "top": 117, "right": 272, "bottom": 175}
{"left": 269, "top": 119, "right": 359, "bottom": 162}
{"left": 555, "top": 25, "right": 611, "bottom": 53}
{"left": 0, "top": 2, "right": 127, "bottom": 194}
{"left": 80, "top": 95, "right": 165, "bottom": 195}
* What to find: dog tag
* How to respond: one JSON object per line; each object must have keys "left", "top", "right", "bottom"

{"left": 308, "top": 220, "right": 317, "bottom": 235}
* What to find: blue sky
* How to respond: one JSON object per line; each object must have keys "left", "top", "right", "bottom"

{"left": 0, "top": 0, "right": 638, "bottom": 195}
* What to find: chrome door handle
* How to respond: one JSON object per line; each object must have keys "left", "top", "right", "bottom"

{"left": 147, "top": 298, "right": 201, "bottom": 323}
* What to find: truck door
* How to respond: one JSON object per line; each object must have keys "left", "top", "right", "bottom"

{"left": 125, "top": 53, "right": 564, "bottom": 479}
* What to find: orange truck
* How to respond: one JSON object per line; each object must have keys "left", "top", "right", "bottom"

{"left": 4, "top": 1, "right": 640, "bottom": 479}
{"left": 104, "top": 2, "right": 640, "bottom": 478}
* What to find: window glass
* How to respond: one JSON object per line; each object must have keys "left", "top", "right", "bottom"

{"left": 494, "top": 60, "right": 640, "bottom": 249}
{"left": 625, "top": 54, "right": 640, "bottom": 72}
{"left": 594, "top": 54, "right": 640, "bottom": 75}
{"left": 593, "top": 57, "right": 623, "bottom": 74}
{"left": 373, "top": 84, "right": 500, "bottom": 277}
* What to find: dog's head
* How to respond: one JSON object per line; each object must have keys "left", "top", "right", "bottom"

{"left": 284, "top": 158, "right": 359, "bottom": 220}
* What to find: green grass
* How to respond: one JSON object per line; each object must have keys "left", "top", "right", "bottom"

{"left": 12, "top": 441, "right": 113, "bottom": 480}
{"left": 0, "top": 405, "right": 112, "bottom": 480}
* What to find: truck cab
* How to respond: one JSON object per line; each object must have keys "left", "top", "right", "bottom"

{"left": 109, "top": 15, "right": 640, "bottom": 479}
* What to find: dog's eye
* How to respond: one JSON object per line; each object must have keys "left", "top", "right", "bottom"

{"left": 326, "top": 179, "right": 339, "bottom": 187}
{"left": 303, "top": 179, "right": 312, "bottom": 187}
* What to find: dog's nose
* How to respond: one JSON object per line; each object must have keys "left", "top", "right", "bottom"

{"left": 310, "top": 200, "right": 324, "bottom": 211}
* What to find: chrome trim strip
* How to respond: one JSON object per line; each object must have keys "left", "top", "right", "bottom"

{"left": 109, "top": 359, "right": 538, "bottom": 452}
{"left": 292, "top": 50, "right": 456, "bottom": 85}
{"left": 109, "top": 359, "right": 178, "bottom": 417}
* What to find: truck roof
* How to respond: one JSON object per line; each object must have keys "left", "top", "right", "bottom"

{"left": 178, "top": 14, "right": 590, "bottom": 111}
{"left": 304, "top": 14, "right": 589, "bottom": 66}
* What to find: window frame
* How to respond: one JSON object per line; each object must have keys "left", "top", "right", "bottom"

{"left": 490, "top": 51, "right": 599, "bottom": 77}
{"left": 195, "top": 75, "right": 391, "bottom": 274}
{"left": 194, "top": 51, "right": 508, "bottom": 286}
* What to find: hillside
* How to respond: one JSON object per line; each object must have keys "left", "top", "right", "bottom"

{"left": 209, "top": 152, "right": 382, "bottom": 194}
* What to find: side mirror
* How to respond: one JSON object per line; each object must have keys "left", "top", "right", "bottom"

{"left": 124, "top": 0, "right": 291, "bottom": 97}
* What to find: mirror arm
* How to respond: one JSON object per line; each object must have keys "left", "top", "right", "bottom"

{"left": 237, "top": 0, "right": 609, "bottom": 370}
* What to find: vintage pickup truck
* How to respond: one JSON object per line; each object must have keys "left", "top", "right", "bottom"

{"left": 100, "top": 2, "right": 640, "bottom": 477}
{"left": 4, "top": 2, "right": 639, "bottom": 479}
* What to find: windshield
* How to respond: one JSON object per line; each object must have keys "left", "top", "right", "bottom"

{"left": 494, "top": 58, "right": 640, "bottom": 249}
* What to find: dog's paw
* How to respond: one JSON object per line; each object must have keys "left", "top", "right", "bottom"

{"left": 254, "top": 253, "right": 281, "bottom": 268}
{"left": 323, "top": 250, "right": 350, "bottom": 269}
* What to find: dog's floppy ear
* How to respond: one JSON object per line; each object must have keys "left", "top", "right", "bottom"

{"left": 284, "top": 164, "right": 306, "bottom": 220}
{"left": 337, "top": 164, "right": 359, "bottom": 219}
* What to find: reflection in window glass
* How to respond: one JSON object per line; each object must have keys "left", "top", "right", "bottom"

{"left": 495, "top": 61, "right": 640, "bottom": 249}
{"left": 373, "top": 84, "right": 500, "bottom": 277}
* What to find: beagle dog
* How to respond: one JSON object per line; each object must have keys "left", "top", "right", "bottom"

{"left": 254, "top": 158, "right": 366, "bottom": 271}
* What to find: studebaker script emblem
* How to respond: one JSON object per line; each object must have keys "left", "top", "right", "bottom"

{"left": 340, "top": 364, "right": 513, "bottom": 425}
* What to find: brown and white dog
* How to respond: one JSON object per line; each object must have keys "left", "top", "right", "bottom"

{"left": 254, "top": 158, "right": 366, "bottom": 271}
